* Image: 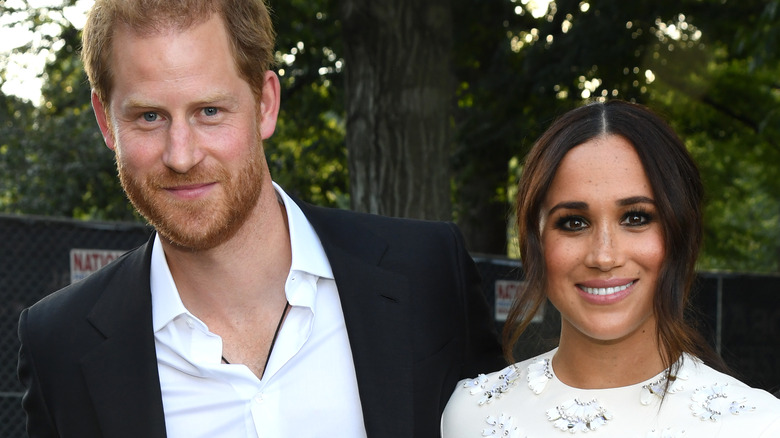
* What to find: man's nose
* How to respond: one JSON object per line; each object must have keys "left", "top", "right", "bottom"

{"left": 162, "top": 119, "right": 204, "bottom": 173}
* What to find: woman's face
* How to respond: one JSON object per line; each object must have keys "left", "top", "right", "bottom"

{"left": 540, "top": 134, "right": 665, "bottom": 345}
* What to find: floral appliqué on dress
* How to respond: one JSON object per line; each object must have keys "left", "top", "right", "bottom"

{"left": 689, "top": 383, "right": 756, "bottom": 421}
{"left": 463, "top": 364, "right": 526, "bottom": 437}
{"left": 482, "top": 413, "right": 525, "bottom": 438}
{"left": 463, "top": 364, "right": 523, "bottom": 406}
{"left": 461, "top": 355, "right": 764, "bottom": 438}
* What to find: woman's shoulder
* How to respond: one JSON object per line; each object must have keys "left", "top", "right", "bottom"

{"left": 441, "top": 350, "right": 780, "bottom": 438}
{"left": 662, "top": 354, "right": 780, "bottom": 435}
{"left": 454, "top": 349, "right": 554, "bottom": 402}
{"left": 441, "top": 350, "right": 555, "bottom": 437}
{"left": 678, "top": 354, "right": 779, "bottom": 400}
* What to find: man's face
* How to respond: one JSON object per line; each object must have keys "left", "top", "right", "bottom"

{"left": 97, "top": 15, "right": 274, "bottom": 251}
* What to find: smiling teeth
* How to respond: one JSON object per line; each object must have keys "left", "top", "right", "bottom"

{"left": 581, "top": 281, "right": 634, "bottom": 296}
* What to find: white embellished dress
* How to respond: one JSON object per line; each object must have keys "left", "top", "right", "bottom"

{"left": 442, "top": 349, "right": 780, "bottom": 438}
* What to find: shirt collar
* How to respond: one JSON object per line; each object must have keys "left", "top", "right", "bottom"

{"left": 150, "top": 182, "right": 333, "bottom": 332}
{"left": 150, "top": 233, "right": 188, "bottom": 332}
{"left": 273, "top": 181, "right": 333, "bottom": 281}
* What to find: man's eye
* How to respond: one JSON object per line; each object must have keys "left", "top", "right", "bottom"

{"left": 142, "top": 112, "right": 158, "bottom": 122}
{"left": 203, "top": 107, "right": 218, "bottom": 116}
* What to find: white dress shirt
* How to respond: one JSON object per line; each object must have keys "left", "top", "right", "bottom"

{"left": 151, "top": 183, "right": 367, "bottom": 438}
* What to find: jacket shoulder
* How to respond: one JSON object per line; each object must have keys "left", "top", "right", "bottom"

{"left": 22, "top": 242, "right": 150, "bottom": 333}
{"left": 300, "top": 202, "right": 462, "bottom": 244}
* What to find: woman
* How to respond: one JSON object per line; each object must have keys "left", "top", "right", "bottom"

{"left": 442, "top": 100, "right": 780, "bottom": 437}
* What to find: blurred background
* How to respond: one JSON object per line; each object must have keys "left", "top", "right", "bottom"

{"left": 2, "top": 0, "right": 779, "bottom": 272}
{"left": 1, "top": 0, "right": 778, "bottom": 436}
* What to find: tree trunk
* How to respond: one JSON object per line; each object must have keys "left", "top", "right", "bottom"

{"left": 339, "top": 0, "right": 453, "bottom": 220}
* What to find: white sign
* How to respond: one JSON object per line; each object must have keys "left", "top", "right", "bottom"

{"left": 70, "top": 248, "right": 127, "bottom": 283}
{"left": 494, "top": 279, "right": 545, "bottom": 323}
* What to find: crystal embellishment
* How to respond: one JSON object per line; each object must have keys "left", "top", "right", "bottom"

{"left": 640, "top": 367, "right": 689, "bottom": 405}
{"left": 464, "top": 364, "right": 522, "bottom": 405}
{"left": 546, "top": 398, "right": 614, "bottom": 433}
{"left": 526, "top": 357, "right": 553, "bottom": 394}
{"left": 646, "top": 427, "right": 687, "bottom": 438}
{"left": 640, "top": 376, "right": 667, "bottom": 405}
{"left": 482, "top": 413, "right": 524, "bottom": 438}
{"left": 690, "top": 383, "right": 756, "bottom": 421}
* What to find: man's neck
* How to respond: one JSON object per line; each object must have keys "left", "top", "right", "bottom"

{"left": 162, "top": 186, "right": 292, "bottom": 321}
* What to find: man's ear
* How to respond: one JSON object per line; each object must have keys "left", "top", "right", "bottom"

{"left": 91, "top": 91, "right": 116, "bottom": 150}
{"left": 258, "top": 70, "right": 281, "bottom": 140}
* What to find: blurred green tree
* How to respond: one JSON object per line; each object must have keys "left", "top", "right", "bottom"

{"left": 1, "top": 0, "right": 777, "bottom": 272}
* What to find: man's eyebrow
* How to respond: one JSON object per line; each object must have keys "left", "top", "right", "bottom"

{"left": 121, "top": 98, "right": 155, "bottom": 110}
{"left": 194, "top": 92, "right": 236, "bottom": 105}
{"left": 121, "top": 93, "right": 237, "bottom": 110}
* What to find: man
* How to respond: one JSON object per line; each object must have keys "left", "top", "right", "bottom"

{"left": 17, "top": 1, "right": 504, "bottom": 437}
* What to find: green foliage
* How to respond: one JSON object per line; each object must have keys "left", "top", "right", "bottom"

{"left": 268, "top": 0, "right": 349, "bottom": 208}
{"left": 0, "top": 0, "right": 348, "bottom": 219}
{"left": 0, "top": 7, "right": 135, "bottom": 220}
{"left": 1, "top": 0, "right": 777, "bottom": 272}
{"left": 452, "top": 0, "right": 779, "bottom": 272}
{"left": 651, "top": 56, "right": 780, "bottom": 272}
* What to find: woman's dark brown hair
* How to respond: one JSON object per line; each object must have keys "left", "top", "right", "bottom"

{"left": 504, "top": 100, "right": 727, "bottom": 381}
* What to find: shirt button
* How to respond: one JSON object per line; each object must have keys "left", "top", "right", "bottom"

{"left": 254, "top": 393, "right": 264, "bottom": 403}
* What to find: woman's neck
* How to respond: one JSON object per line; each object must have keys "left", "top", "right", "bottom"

{"left": 552, "top": 318, "right": 668, "bottom": 389}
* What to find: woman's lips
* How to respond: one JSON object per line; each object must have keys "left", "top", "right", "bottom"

{"left": 579, "top": 280, "right": 635, "bottom": 296}
{"left": 576, "top": 278, "right": 638, "bottom": 304}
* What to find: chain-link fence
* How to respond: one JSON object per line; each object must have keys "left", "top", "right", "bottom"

{"left": 473, "top": 255, "right": 780, "bottom": 395}
{"left": 2, "top": 215, "right": 778, "bottom": 436}
{"left": 1, "top": 214, "right": 152, "bottom": 438}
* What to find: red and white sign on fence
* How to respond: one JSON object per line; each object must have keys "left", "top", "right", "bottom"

{"left": 69, "top": 249, "right": 127, "bottom": 283}
{"left": 494, "top": 279, "right": 545, "bottom": 323}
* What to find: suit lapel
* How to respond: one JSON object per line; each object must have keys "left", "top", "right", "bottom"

{"left": 296, "top": 201, "right": 414, "bottom": 438}
{"left": 78, "top": 202, "right": 416, "bottom": 437}
{"left": 81, "top": 238, "right": 167, "bottom": 438}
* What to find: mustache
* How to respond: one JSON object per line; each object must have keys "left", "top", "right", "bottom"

{"left": 148, "top": 165, "right": 228, "bottom": 188}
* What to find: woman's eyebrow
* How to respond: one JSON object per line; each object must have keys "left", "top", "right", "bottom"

{"left": 547, "top": 201, "right": 588, "bottom": 216}
{"left": 617, "top": 196, "right": 655, "bottom": 207}
{"left": 547, "top": 196, "right": 655, "bottom": 216}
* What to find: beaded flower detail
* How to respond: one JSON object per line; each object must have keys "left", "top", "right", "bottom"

{"left": 546, "top": 398, "right": 614, "bottom": 433}
{"left": 689, "top": 383, "right": 756, "bottom": 421}
{"left": 463, "top": 364, "right": 523, "bottom": 405}
{"left": 640, "top": 369, "right": 688, "bottom": 405}
{"left": 482, "top": 413, "right": 525, "bottom": 438}
{"left": 526, "top": 358, "right": 553, "bottom": 394}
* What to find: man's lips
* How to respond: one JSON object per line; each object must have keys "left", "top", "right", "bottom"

{"left": 163, "top": 182, "right": 216, "bottom": 199}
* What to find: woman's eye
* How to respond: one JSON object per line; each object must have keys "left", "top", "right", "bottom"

{"left": 555, "top": 216, "right": 588, "bottom": 231}
{"left": 565, "top": 218, "right": 586, "bottom": 230}
{"left": 622, "top": 212, "right": 652, "bottom": 226}
{"left": 142, "top": 112, "right": 158, "bottom": 122}
{"left": 203, "top": 107, "right": 218, "bottom": 116}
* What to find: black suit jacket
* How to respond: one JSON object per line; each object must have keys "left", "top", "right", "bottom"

{"left": 18, "top": 200, "right": 505, "bottom": 437}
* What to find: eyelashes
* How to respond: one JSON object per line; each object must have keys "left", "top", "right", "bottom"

{"left": 553, "top": 208, "right": 655, "bottom": 232}
{"left": 554, "top": 215, "right": 587, "bottom": 231}
{"left": 622, "top": 208, "right": 655, "bottom": 227}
